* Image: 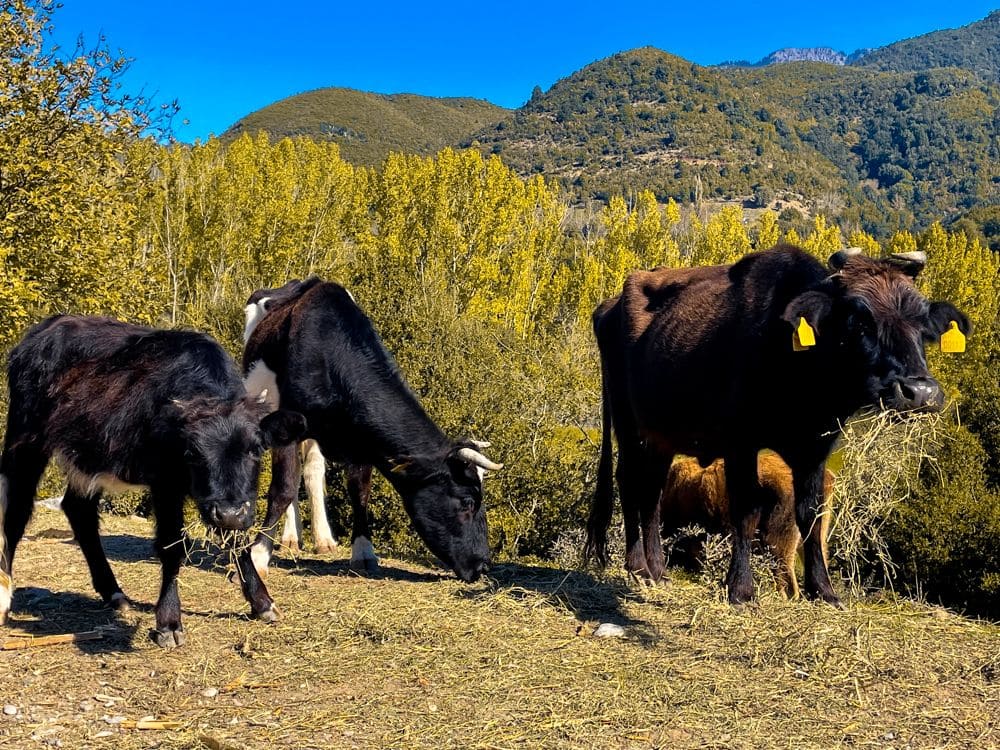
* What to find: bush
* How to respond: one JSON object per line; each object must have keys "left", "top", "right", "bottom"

{"left": 882, "top": 424, "right": 1000, "bottom": 617}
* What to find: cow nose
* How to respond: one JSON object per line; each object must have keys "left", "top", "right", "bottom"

{"left": 893, "top": 377, "right": 944, "bottom": 412}
{"left": 209, "top": 502, "right": 253, "bottom": 530}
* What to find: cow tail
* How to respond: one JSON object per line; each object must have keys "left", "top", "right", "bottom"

{"left": 585, "top": 366, "right": 615, "bottom": 568}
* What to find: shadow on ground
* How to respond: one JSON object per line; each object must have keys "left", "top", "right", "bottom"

{"left": 3, "top": 587, "right": 140, "bottom": 654}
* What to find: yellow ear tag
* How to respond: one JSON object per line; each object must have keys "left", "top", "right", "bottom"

{"left": 940, "top": 320, "right": 966, "bottom": 353}
{"left": 793, "top": 317, "right": 816, "bottom": 351}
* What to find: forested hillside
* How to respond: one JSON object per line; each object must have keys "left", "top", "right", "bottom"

{"left": 223, "top": 88, "right": 506, "bottom": 164}
{"left": 468, "top": 48, "right": 1000, "bottom": 235}
{"left": 856, "top": 10, "right": 1000, "bottom": 81}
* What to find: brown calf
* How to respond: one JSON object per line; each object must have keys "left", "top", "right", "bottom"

{"left": 662, "top": 453, "right": 833, "bottom": 599}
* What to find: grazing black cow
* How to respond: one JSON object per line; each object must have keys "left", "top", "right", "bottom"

{"left": 0, "top": 316, "right": 305, "bottom": 646}
{"left": 244, "top": 280, "right": 376, "bottom": 568}
{"left": 239, "top": 278, "right": 501, "bottom": 621}
{"left": 586, "top": 245, "right": 969, "bottom": 606}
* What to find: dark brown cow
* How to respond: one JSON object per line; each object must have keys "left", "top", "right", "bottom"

{"left": 662, "top": 454, "right": 833, "bottom": 599}
{"left": 587, "top": 244, "right": 969, "bottom": 605}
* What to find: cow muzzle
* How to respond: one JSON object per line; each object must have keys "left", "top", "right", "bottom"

{"left": 207, "top": 501, "right": 254, "bottom": 531}
{"left": 885, "top": 376, "right": 944, "bottom": 412}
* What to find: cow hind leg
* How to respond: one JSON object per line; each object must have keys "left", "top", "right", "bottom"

{"left": 60, "top": 488, "right": 128, "bottom": 609}
{"left": 302, "top": 440, "right": 337, "bottom": 554}
{"left": 279, "top": 500, "right": 302, "bottom": 553}
{"left": 617, "top": 447, "right": 669, "bottom": 581}
{"left": 150, "top": 488, "right": 187, "bottom": 648}
{"left": 348, "top": 464, "right": 377, "bottom": 573}
{"left": 0, "top": 441, "right": 48, "bottom": 625}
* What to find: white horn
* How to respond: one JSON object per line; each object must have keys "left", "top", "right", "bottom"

{"left": 890, "top": 250, "right": 927, "bottom": 264}
{"left": 470, "top": 439, "right": 491, "bottom": 449}
{"left": 456, "top": 447, "right": 504, "bottom": 472}
{"left": 256, "top": 388, "right": 269, "bottom": 404}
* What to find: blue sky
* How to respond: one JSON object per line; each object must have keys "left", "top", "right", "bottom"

{"left": 49, "top": 1, "right": 1000, "bottom": 142}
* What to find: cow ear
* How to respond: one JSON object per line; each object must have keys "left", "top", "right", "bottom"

{"left": 926, "top": 302, "right": 971, "bottom": 339}
{"left": 260, "top": 409, "right": 307, "bottom": 448}
{"left": 782, "top": 290, "right": 833, "bottom": 334}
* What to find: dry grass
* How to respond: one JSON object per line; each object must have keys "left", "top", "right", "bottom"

{"left": 830, "top": 410, "right": 946, "bottom": 592}
{"left": 1, "top": 509, "right": 998, "bottom": 749}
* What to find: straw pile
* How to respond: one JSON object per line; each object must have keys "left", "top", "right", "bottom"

{"left": 0, "top": 508, "right": 996, "bottom": 749}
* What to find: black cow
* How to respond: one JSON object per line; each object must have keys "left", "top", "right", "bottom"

{"left": 586, "top": 245, "right": 969, "bottom": 606}
{"left": 239, "top": 278, "right": 501, "bottom": 621}
{"left": 0, "top": 316, "right": 305, "bottom": 646}
{"left": 244, "top": 280, "right": 376, "bottom": 568}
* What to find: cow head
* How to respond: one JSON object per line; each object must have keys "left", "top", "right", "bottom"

{"left": 174, "top": 396, "right": 306, "bottom": 530}
{"left": 783, "top": 248, "right": 970, "bottom": 412}
{"left": 391, "top": 441, "right": 501, "bottom": 582}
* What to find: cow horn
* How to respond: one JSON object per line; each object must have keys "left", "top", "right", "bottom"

{"left": 828, "top": 247, "right": 864, "bottom": 271}
{"left": 256, "top": 388, "right": 269, "bottom": 404}
{"left": 888, "top": 250, "right": 927, "bottom": 278}
{"left": 456, "top": 447, "right": 504, "bottom": 472}
{"left": 469, "top": 439, "right": 491, "bottom": 449}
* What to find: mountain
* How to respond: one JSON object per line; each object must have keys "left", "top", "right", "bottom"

{"left": 855, "top": 10, "right": 1000, "bottom": 82}
{"left": 467, "top": 47, "right": 1000, "bottom": 234}
{"left": 223, "top": 88, "right": 507, "bottom": 165}
{"left": 721, "top": 47, "right": 864, "bottom": 67}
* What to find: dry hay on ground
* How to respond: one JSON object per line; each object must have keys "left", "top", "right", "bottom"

{"left": 1, "top": 509, "right": 997, "bottom": 749}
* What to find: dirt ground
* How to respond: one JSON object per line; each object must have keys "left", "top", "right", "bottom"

{"left": 1, "top": 508, "right": 998, "bottom": 749}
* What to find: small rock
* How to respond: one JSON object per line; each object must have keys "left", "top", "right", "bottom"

{"left": 3, "top": 704, "right": 16, "bottom": 716}
{"left": 228, "top": 717, "right": 239, "bottom": 726}
{"left": 102, "top": 715, "right": 126, "bottom": 725}
{"left": 201, "top": 687, "right": 219, "bottom": 699}
{"left": 594, "top": 622, "right": 626, "bottom": 638}
{"left": 78, "top": 701, "right": 94, "bottom": 713}
{"left": 883, "top": 731, "right": 896, "bottom": 741}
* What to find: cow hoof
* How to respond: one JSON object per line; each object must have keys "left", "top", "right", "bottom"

{"left": 256, "top": 606, "right": 281, "bottom": 623}
{"left": 314, "top": 539, "right": 338, "bottom": 555}
{"left": 350, "top": 557, "right": 380, "bottom": 574}
{"left": 109, "top": 592, "right": 131, "bottom": 611}
{"left": 0, "top": 610, "right": 8, "bottom": 627}
{"left": 153, "top": 627, "right": 186, "bottom": 648}
{"left": 280, "top": 538, "right": 300, "bottom": 554}
{"left": 822, "top": 596, "right": 846, "bottom": 610}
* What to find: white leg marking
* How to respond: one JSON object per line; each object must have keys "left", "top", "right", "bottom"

{"left": 0, "top": 474, "right": 9, "bottom": 624}
{"left": 244, "top": 361, "right": 280, "bottom": 410}
{"left": 281, "top": 501, "right": 302, "bottom": 550}
{"left": 351, "top": 537, "right": 379, "bottom": 572}
{"left": 250, "top": 539, "right": 272, "bottom": 579}
{"left": 302, "top": 441, "right": 336, "bottom": 552}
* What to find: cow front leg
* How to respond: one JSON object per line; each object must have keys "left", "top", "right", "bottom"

{"left": 791, "top": 463, "right": 840, "bottom": 606}
{"left": 61, "top": 488, "right": 128, "bottom": 609}
{"left": 724, "top": 452, "right": 764, "bottom": 605}
{"left": 0, "top": 441, "right": 48, "bottom": 626}
{"left": 238, "top": 443, "right": 300, "bottom": 621}
{"left": 302, "top": 440, "right": 337, "bottom": 554}
{"left": 151, "top": 488, "right": 186, "bottom": 647}
{"left": 347, "top": 464, "right": 377, "bottom": 572}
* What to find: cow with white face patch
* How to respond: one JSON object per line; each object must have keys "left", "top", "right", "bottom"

{"left": 244, "top": 280, "right": 374, "bottom": 566}
{"left": 0, "top": 315, "right": 305, "bottom": 646}
{"left": 239, "top": 277, "right": 501, "bottom": 622}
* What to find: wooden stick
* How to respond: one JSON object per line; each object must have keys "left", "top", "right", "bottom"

{"left": 120, "top": 719, "right": 181, "bottom": 730}
{"left": 1, "top": 630, "right": 103, "bottom": 650}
